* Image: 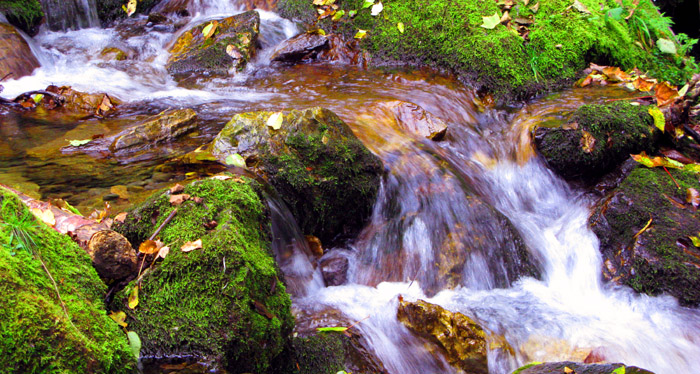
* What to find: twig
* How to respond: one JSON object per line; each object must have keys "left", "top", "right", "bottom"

{"left": 663, "top": 166, "right": 680, "bottom": 189}
{"left": 605, "top": 95, "right": 653, "bottom": 102}
{"left": 149, "top": 208, "right": 177, "bottom": 241}
{"left": 0, "top": 73, "right": 12, "bottom": 82}
{"left": 37, "top": 254, "right": 77, "bottom": 331}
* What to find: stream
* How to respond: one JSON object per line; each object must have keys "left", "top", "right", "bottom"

{"left": 2, "top": 1, "right": 700, "bottom": 373}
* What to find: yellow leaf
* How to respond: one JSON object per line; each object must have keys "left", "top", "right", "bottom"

{"left": 648, "top": 106, "right": 665, "bottom": 132}
{"left": 690, "top": 235, "right": 700, "bottom": 247}
{"left": 138, "top": 240, "right": 160, "bottom": 254}
{"left": 109, "top": 311, "right": 128, "bottom": 327}
{"left": 633, "top": 214, "right": 653, "bottom": 239}
{"left": 202, "top": 21, "right": 218, "bottom": 39}
{"left": 481, "top": 12, "right": 501, "bottom": 29}
{"left": 580, "top": 130, "right": 596, "bottom": 153}
{"left": 397, "top": 22, "right": 405, "bottom": 33}
{"left": 31, "top": 207, "right": 55, "bottom": 227}
{"left": 564, "top": 367, "right": 574, "bottom": 374}
{"left": 128, "top": 286, "right": 139, "bottom": 309}
{"left": 354, "top": 29, "right": 368, "bottom": 39}
{"left": 181, "top": 239, "right": 203, "bottom": 252}
{"left": 125, "top": 0, "right": 137, "bottom": 17}
{"left": 267, "top": 112, "right": 284, "bottom": 130}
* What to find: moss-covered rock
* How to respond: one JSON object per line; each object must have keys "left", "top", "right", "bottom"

{"left": 0, "top": 187, "right": 135, "bottom": 373}
{"left": 534, "top": 101, "right": 657, "bottom": 181}
{"left": 210, "top": 107, "right": 383, "bottom": 245}
{"left": 111, "top": 177, "right": 294, "bottom": 373}
{"left": 514, "top": 361, "right": 654, "bottom": 374}
{"left": 278, "top": 0, "right": 698, "bottom": 100}
{"left": 0, "top": 0, "right": 43, "bottom": 35}
{"left": 590, "top": 166, "right": 700, "bottom": 307}
{"left": 166, "top": 11, "right": 260, "bottom": 79}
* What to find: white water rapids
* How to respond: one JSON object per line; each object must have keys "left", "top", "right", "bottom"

{"left": 3, "top": 1, "right": 700, "bottom": 373}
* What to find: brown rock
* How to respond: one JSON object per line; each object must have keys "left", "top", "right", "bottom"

{"left": 397, "top": 299, "right": 488, "bottom": 374}
{"left": 45, "top": 85, "right": 119, "bottom": 116}
{"left": 87, "top": 230, "right": 138, "bottom": 282}
{"left": 377, "top": 101, "right": 448, "bottom": 140}
{"left": 270, "top": 33, "right": 329, "bottom": 63}
{"left": 320, "top": 255, "right": 349, "bottom": 286}
{"left": 0, "top": 23, "right": 40, "bottom": 79}
{"left": 111, "top": 108, "right": 198, "bottom": 152}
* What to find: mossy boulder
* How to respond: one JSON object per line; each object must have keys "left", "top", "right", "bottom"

{"left": 514, "top": 361, "right": 653, "bottom": 374}
{"left": 210, "top": 107, "right": 384, "bottom": 245}
{"left": 166, "top": 11, "right": 260, "bottom": 79}
{"left": 0, "top": 22, "right": 40, "bottom": 79}
{"left": 278, "top": 0, "right": 698, "bottom": 100}
{"left": 534, "top": 101, "right": 657, "bottom": 181}
{"left": 111, "top": 177, "right": 294, "bottom": 373}
{"left": 0, "top": 187, "right": 135, "bottom": 373}
{"left": 589, "top": 166, "right": 700, "bottom": 307}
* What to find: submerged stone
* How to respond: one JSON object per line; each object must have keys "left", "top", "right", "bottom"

{"left": 534, "top": 101, "right": 657, "bottom": 181}
{"left": 590, "top": 166, "right": 700, "bottom": 307}
{"left": 515, "top": 361, "right": 654, "bottom": 374}
{"left": 0, "top": 23, "right": 40, "bottom": 80}
{"left": 111, "top": 177, "right": 294, "bottom": 372}
{"left": 210, "top": 107, "right": 383, "bottom": 245}
{"left": 110, "top": 108, "right": 198, "bottom": 153}
{"left": 166, "top": 11, "right": 260, "bottom": 78}
{"left": 0, "top": 187, "right": 135, "bottom": 373}
{"left": 376, "top": 100, "right": 448, "bottom": 140}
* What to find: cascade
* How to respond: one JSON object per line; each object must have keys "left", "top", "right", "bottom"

{"left": 40, "top": 0, "right": 99, "bottom": 31}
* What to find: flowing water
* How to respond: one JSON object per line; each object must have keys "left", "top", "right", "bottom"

{"left": 2, "top": 1, "right": 700, "bottom": 373}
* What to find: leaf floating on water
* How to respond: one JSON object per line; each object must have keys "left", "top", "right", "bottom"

{"left": 648, "top": 106, "right": 665, "bottom": 132}
{"left": 67, "top": 139, "right": 91, "bottom": 147}
{"left": 354, "top": 29, "right": 368, "bottom": 39}
{"left": 371, "top": 1, "right": 383, "bottom": 16}
{"left": 202, "top": 21, "right": 218, "bottom": 39}
{"left": 181, "top": 239, "right": 203, "bottom": 252}
{"left": 109, "top": 311, "right": 128, "bottom": 327}
{"left": 397, "top": 22, "right": 405, "bottom": 33}
{"left": 481, "top": 12, "right": 501, "bottom": 29}
{"left": 128, "top": 286, "right": 139, "bottom": 309}
{"left": 267, "top": 112, "right": 284, "bottom": 130}
{"left": 225, "top": 153, "right": 246, "bottom": 168}
{"left": 656, "top": 38, "right": 676, "bottom": 54}
{"left": 127, "top": 331, "right": 142, "bottom": 359}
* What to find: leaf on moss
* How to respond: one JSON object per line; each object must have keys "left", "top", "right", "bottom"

{"left": 633, "top": 76, "right": 655, "bottom": 92}
{"left": 226, "top": 45, "right": 242, "bottom": 59}
{"left": 481, "top": 12, "right": 501, "bottom": 29}
{"left": 157, "top": 245, "right": 170, "bottom": 259}
{"left": 648, "top": 106, "right": 665, "bottom": 132}
{"left": 128, "top": 286, "right": 139, "bottom": 309}
{"left": 690, "top": 234, "right": 700, "bottom": 247}
{"left": 138, "top": 239, "right": 160, "bottom": 254}
{"left": 611, "top": 366, "right": 626, "bottom": 374}
{"left": 354, "top": 29, "right": 368, "bottom": 39}
{"left": 580, "top": 130, "right": 596, "bottom": 153}
{"left": 572, "top": 0, "right": 590, "bottom": 14}
{"left": 109, "top": 311, "right": 128, "bottom": 327}
{"left": 181, "top": 239, "right": 203, "bottom": 252}
{"left": 127, "top": 331, "right": 141, "bottom": 359}
{"left": 687, "top": 188, "right": 700, "bottom": 208}
{"left": 397, "top": 22, "right": 405, "bottom": 33}
{"left": 361, "top": 0, "right": 374, "bottom": 9}
{"left": 657, "top": 38, "right": 677, "bottom": 54}
{"left": 332, "top": 9, "right": 345, "bottom": 21}
{"left": 267, "top": 112, "right": 283, "bottom": 130}
{"left": 169, "top": 194, "right": 190, "bottom": 205}
{"left": 370, "top": 1, "right": 383, "bottom": 16}
{"left": 655, "top": 81, "right": 679, "bottom": 106}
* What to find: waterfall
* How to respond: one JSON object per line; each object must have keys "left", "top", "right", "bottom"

{"left": 40, "top": 0, "right": 99, "bottom": 31}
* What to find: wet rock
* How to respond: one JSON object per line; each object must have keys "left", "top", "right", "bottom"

{"left": 270, "top": 33, "right": 329, "bottom": 63}
{"left": 166, "top": 11, "right": 260, "bottom": 78}
{"left": 515, "top": 361, "right": 654, "bottom": 374}
{"left": 44, "top": 85, "right": 120, "bottom": 116}
{"left": 147, "top": 12, "right": 168, "bottom": 25}
{"left": 534, "top": 101, "right": 658, "bottom": 181}
{"left": 0, "top": 23, "right": 40, "bottom": 79}
{"left": 316, "top": 34, "right": 370, "bottom": 66}
{"left": 211, "top": 107, "right": 383, "bottom": 245}
{"left": 0, "top": 187, "right": 136, "bottom": 373}
{"left": 397, "top": 299, "right": 488, "bottom": 374}
{"left": 99, "top": 46, "right": 128, "bottom": 61}
{"left": 111, "top": 108, "right": 198, "bottom": 153}
{"left": 111, "top": 177, "right": 294, "bottom": 372}
{"left": 87, "top": 230, "right": 138, "bottom": 282}
{"left": 519, "top": 335, "right": 598, "bottom": 364}
{"left": 377, "top": 100, "right": 448, "bottom": 140}
{"left": 320, "top": 254, "right": 349, "bottom": 286}
{"left": 151, "top": 0, "right": 191, "bottom": 16}
{"left": 590, "top": 166, "right": 700, "bottom": 307}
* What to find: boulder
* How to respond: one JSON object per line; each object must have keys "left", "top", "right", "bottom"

{"left": 514, "top": 361, "right": 653, "bottom": 374}
{"left": 270, "top": 32, "right": 329, "bottom": 63}
{"left": 210, "top": 107, "right": 383, "bottom": 245}
{"left": 376, "top": 100, "right": 448, "bottom": 140}
{"left": 110, "top": 108, "right": 198, "bottom": 153}
{"left": 0, "top": 23, "right": 40, "bottom": 80}
{"left": 111, "top": 177, "right": 294, "bottom": 372}
{"left": 320, "top": 253, "right": 349, "bottom": 286}
{"left": 397, "top": 299, "right": 489, "bottom": 374}
{"left": 534, "top": 101, "right": 658, "bottom": 181}
{"left": 590, "top": 166, "right": 700, "bottom": 307}
{"left": 0, "top": 187, "right": 135, "bottom": 373}
{"left": 86, "top": 230, "right": 138, "bottom": 282}
{"left": 166, "top": 11, "right": 260, "bottom": 78}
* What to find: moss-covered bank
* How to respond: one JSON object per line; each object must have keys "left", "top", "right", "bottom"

{"left": 0, "top": 0, "right": 43, "bottom": 35}
{"left": 112, "top": 177, "right": 294, "bottom": 373}
{"left": 278, "top": 0, "right": 698, "bottom": 100}
{"left": 590, "top": 166, "right": 700, "bottom": 307}
{"left": 0, "top": 187, "right": 135, "bottom": 373}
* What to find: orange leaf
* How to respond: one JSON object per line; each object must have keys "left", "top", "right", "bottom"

{"left": 169, "top": 194, "right": 190, "bottom": 205}
{"left": 633, "top": 77, "right": 655, "bottom": 92}
{"left": 128, "top": 286, "right": 139, "bottom": 309}
{"left": 181, "top": 239, "right": 202, "bottom": 252}
{"left": 169, "top": 183, "right": 185, "bottom": 194}
{"left": 580, "top": 130, "right": 596, "bottom": 153}
{"left": 655, "top": 81, "right": 679, "bottom": 106}
{"left": 138, "top": 240, "right": 160, "bottom": 254}
{"left": 114, "top": 212, "right": 128, "bottom": 223}
{"left": 602, "top": 66, "right": 630, "bottom": 82}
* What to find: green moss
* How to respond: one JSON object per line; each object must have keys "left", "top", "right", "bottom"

{"left": 279, "top": 0, "right": 698, "bottom": 100}
{"left": 0, "top": 0, "right": 43, "bottom": 34}
{"left": 291, "top": 334, "right": 347, "bottom": 374}
{"left": 112, "top": 177, "right": 293, "bottom": 373}
{"left": 0, "top": 188, "right": 135, "bottom": 373}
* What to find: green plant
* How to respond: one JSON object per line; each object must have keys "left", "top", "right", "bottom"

{"left": 675, "top": 33, "right": 698, "bottom": 57}
{"left": 0, "top": 196, "right": 38, "bottom": 256}
{"left": 0, "top": 0, "right": 43, "bottom": 26}
{"left": 523, "top": 44, "right": 542, "bottom": 83}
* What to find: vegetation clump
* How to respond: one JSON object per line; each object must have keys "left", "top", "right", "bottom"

{"left": 0, "top": 187, "right": 135, "bottom": 373}
{"left": 0, "top": 0, "right": 43, "bottom": 35}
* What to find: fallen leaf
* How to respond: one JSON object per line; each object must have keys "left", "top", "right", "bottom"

{"left": 348, "top": 10, "right": 357, "bottom": 17}
{"left": 663, "top": 193, "right": 687, "bottom": 209}
{"left": 481, "top": 12, "right": 501, "bottom": 29}
{"left": 678, "top": 84, "right": 689, "bottom": 97}
{"left": 32, "top": 93, "right": 43, "bottom": 104}
{"left": 192, "top": 196, "right": 203, "bottom": 204}
{"left": 31, "top": 207, "right": 56, "bottom": 227}
{"left": 656, "top": 38, "right": 677, "bottom": 54}
{"left": 124, "top": 0, "right": 137, "bottom": 16}
{"left": 655, "top": 81, "right": 679, "bottom": 106}
{"left": 361, "top": 0, "right": 374, "bottom": 9}
{"left": 169, "top": 194, "right": 190, "bottom": 205}
{"left": 397, "top": 22, "right": 405, "bottom": 33}
{"left": 690, "top": 235, "right": 700, "bottom": 247}
{"left": 226, "top": 44, "right": 242, "bottom": 59}
{"left": 661, "top": 149, "right": 694, "bottom": 164}
{"left": 602, "top": 66, "right": 630, "bottom": 82}
{"left": 572, "top": 0, "right": 590, "bottom": 13}
{"left": 611, "top": 366, "right": 626, "bottom": 374}
{"left": 633, "top": 76, "right": 655, "bottom": 92}
{"left": 157, "top": 245, "right": 170, "bottom": 259}
{"left": 114, "top": 212, "right": 128, "bottom": 223}
{"left": 633, "top": 214, "right": 653, "bottom": 239}
{"left": 169, "top": 183, "right": 185, "bottom": 194}
{"left": 316, "top": 326, "right": 349, "bottom": 333}
{"left": 580, "top": 130, "right": 596, "bottom": 153}
{"left": 97, "top": 95, "right": 114, "bottom": 116}
{"left": 529, "top": 2, "right": 539, "bottom": 12}
{"left": 225, "top": 153, "right": 246, "bottom": 167}
{"left": 211, "top": 174, "right": 232, "bottom": 181}
{"left": 332, "top": 9, "right": 345, "bottom": 21}
{"left": 687, "top": 188, "right": 700, "bottom": 208}
{"left": 110, "top": 185, "right": 130, "bottom": 199}
{"left": 564, "top": 367, "right": 574, "bottom": 374}
{"left": 204, "top": 220, "right": 218, "bottom": 229}
{"left": 181, "top": 239, "right": 203, "bottom": 252}
{"left": 370, "top": 1, "right": 383, "bottom": 16}
{"left": 128, "top": 286, "right": 139, "bottom": 309}
{"left": 267, "top": 112, "right": 283, "bottom": 130}
{"left": 138, "top": 240, "right": 160, "bottom": 254}
{"left": 354, "top": 29, "right": 368, "bottom": 39}
{"left": 67, "top": 139, "right": 91, "bottom": 147}
{"left": 109, "top": 311, "right": 128, "bottom": 327}
{"left": 648, "top": 106, "right": 665, "bottom": 132}
{"left": 253, "top": 300, "right": 275, "bottom": 319}
{"left": 202, "top": 21, "right": 218, "bottom": 39}
{"left": 127, "top": 331, "right": 141, "bottom": 359}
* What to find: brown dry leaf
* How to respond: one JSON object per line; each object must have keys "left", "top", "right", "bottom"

{"left": 500, "top": 10, "right": 511, "bottom": 24}
{"left": 181, "top": 239, "right": 202, "bottom": 252}
{"left": 663, "top": 193, "right": 687, "bottom": 209}
{"left": 580, "top": 130, "right": 596, "bottom": 153}
{"left": 661, "top": 149, "right": 694, "bottom": 164}
{"left": 97, "top": 94, "right": 114, "bottom": 116}
{"left": 169, "top": 183, "right": 185, "bottom": 194}
{"left": 31, "top": 207, "right": 56, "bottom": 227}
{"left": 655, "top": 81, "right": 679, "bottom": 106}
{"left": 687, "top": 188, "right": 700, "bottom": 208}
{"left": 633, "top": 76, "right": 655, "bottom": 92}
{"left": 252, "top": 300, "right": 275, "bottom": 319}
{"left": 204, "top": 220, "right": 218, "bottom": 229}
{"left": 170, "top": 194, "right": 190, "bottom": 205}
{"left": 602, "top": 66, "right": 630, "bottom": 82}
{"left": 157, "top": 245, "right": 170, "bottom": 259}
{"left": 192, "top": 196, "right": 204, "bottom": 204}
{"left": 226, "top": 45, "right": 242, "bottom": 59}
{"left": 114, "top": 212, "right": 128, "bottom": 223}
{"left": 128, "top": 286, "right": 139, "bottom": 309}
{"left": 109, "top": 311, "right": 128, "bottom": 327}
